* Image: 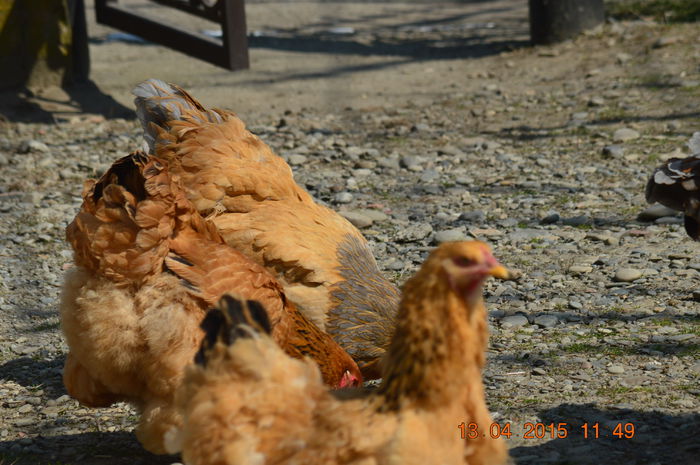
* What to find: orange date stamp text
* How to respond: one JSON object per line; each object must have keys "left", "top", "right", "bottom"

{"left": 457, "top": 422, "right": 635, "bottom": 440}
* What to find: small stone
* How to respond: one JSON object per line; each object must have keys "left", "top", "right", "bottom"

{"left": 655, "top": 216, "right": 683, "bottom": 225}
{"left": 602, "top": 145, "right": 624, "bottom": 158}
{"left": 532, "top": 367, "right": 547, "bottom": 376}
{"left": 653, "top": 36, "right": 678, "bottom": 48}
{"left": 334, "top": 192, "right": 353, "bottom": 204}
{"left": 569, "top": 265, "right": 593, "bottom": 274}
{"left": 638, "top": 204, "right": 678, "bottom": 221}
{"left": 357, "top": 209, "right": 388, "bottom": 222}
{"left": 459, "top": 211, "right": 485, "bottom": 223}
{"left": 616, "top": 52, "right": 632, "bottom": 64}
{"left": 385, "top": 259, "right": 405, "bottom": 271}
{"left": 17, "top": 404, "right": 33, "bottom": 414}
{"left": 377, "top": 157, "right": 400, "bottom": 169}
{"left": 540, "top": 212, "right": 560, "bottom": 225}
{"left": 614, "top": 268, "right": 643, "bottom": 282}
{"left": 588, "top": 96, "right": 605, "bottom": 107}
{"left": 434, "top": 228, "right": 467, "bottom": 244}
{"left": 691, "top": 361, "right": 700, "bottom": 375}
{"left": 20, "top": 140, "right": 49, "bottom": 153}
{"left": 562, "top": 215, "right": 590, "bottom": 226}
{"left": 394, "top": 223, "right": 433, "bottom": 243}
{"left": 287, "top": 154, "right": 307, "bottom": 165}
{"left": 419, "top": 170, "right": 439, "bottom": 183}
{"left": 586, "top": 232, "right": 619, "bottom": 246}
{"left": 400, "top": 155, "right": 422, "bottom": 171}
{"left": 340, "top": 211, "right": 373, "bottom": 229}
{"left": 607, "top": 365, "right": 625, "bottom": 374}
{"left": 534, "top": 314, "right": 558, "bottom": 328}
{"left": 613, "top": 128, "right": 640, "bottom": 142}
{"left": 501, "top": 314, "right": 528, "bottom": 328}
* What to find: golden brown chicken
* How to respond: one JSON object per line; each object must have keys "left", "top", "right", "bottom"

{"left": 132, "top": 79, "right": 400, "bottom": 378}
{"left": 60, "top": 152, "right": 361, "bottom": 454}
{"left": 167, "top": 241, "right": 511, "bottom": 465}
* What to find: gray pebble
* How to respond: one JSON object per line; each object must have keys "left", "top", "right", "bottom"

{"left": 540, "top": 212, "right": 560, "bottom": 225}
{"left": 614, "top": 268, "right": 643, "bottom": 282}
{"left": 334, "top": 192, "right": 354, "bottom": 204}
{"left": 637, "top": 204, "right": 678, "bottom": 221}
{"left": 288, "top": 154, "right": 308, "bottom": 165}
{"left": 459, "top": 210, "right": 485, "bottom": 223}
{"left": 534, "top": 314, "right": 559, "bottom": 328}
{"left": 501, "top": 314, "right": 529, "bottom": 328}
{"left": 20, "top": 140, "right": 50, "bottom": 153}
{"left": 607, "top": 365, "right": 625, "bottom": 374}
{"left": 613, "top": 128, "right": 640, "bottom": 142}
{"left": 602, "top": 145, "right": 625, "bottom": 158}
{"left": 340, "top": 211, "right": 373, "bottom": 228}
{"left": 434, "top": 228, "right": 467, "bottom": 244}
{"left": 562, "top": 215, "right": 590, "bottom": 226}
{"left": 394, "top": 223, "right": 433, "bottom": 242}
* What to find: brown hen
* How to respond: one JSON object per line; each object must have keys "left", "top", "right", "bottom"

{"left": 168, "top": 241, "right": 512, "bottom": 465}
{"left": 61, "top": 152, "right": 361, "bottom": 454}
{"left": 132, "top": 79, "right": 400, "bottom": 378}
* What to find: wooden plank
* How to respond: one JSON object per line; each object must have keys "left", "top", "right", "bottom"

{"left": 95, "top": 0, "right": 249, "bottom": 71}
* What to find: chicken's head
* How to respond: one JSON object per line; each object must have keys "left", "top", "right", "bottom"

{"left": 436, "top": 241, "right": 509, "bottom": 305}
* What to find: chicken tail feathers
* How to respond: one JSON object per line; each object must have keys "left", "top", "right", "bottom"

{"left": 194, "top": 295, "right": 272, "bottom": 366}
{"left": 132, "top": 79, "right": 226, "bottom": 153}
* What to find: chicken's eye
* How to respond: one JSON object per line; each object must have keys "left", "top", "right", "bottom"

{"left": 452, "top": 257, "right": 474, "bottom": 267}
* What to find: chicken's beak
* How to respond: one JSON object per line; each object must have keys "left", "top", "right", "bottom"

{"left": 488, "top": 264, "right": 510, "bottom": 280}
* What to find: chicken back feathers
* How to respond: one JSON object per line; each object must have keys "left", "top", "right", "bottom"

{"left": 61, "top": 152, "right": 361, "bottom": 454}
{"left": 171, "top": 242, "right": 511, "bottom": 465}
{"left": 132, "top": 79, "right": 400, "bottom": 377}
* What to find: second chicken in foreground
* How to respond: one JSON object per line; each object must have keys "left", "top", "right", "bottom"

{"left": 167, "top": 241, "right": 512, "bottom": 465}
{"left": 61, "top": 152, "right": 361, "bottom": 454}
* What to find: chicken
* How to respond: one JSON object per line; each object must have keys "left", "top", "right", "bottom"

{"left": 60, "top": 152, "right": 361, "bottom": 454}
{"left": 646, "top": 132, "right": 700, "bottom": 240}
{"left": 167, "top": 241, "right": 511, "bottom": 465}
{"left": 132, "top": 79, "right": 400, "bottom": 378}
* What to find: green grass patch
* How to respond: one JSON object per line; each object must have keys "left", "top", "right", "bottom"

{"left": 596, "top": 385, "right": 654, "bottom": 396}
{"left": 606, "top": 0, "right": 700, "bottom": 22}
{"left": 30, "top": 321, "right": 60, "bottom": 332}
{"left": 597, "top": 106, "right": 631, "bottom": 122}
{"left": 563, "top": 342, "right": 633, "bottom": 356}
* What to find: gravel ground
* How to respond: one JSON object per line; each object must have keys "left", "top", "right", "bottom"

{"left": 1, "top": 9, "right": 700, "bottom": 465}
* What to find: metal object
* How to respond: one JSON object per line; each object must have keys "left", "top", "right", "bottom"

{"left": 95, "top": 0, "right": 249, "bottom": 70}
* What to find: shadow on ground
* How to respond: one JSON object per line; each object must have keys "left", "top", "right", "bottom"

{"left": 510, "top": 403, "right": 700, "bottom": 464}
{"left": 0, "top": 80, "right": 133, "bottom": 123}
{"left": 0, "top": 356, "right": 66, "bottom": 399}
{"left": 0, "top": 431, "right": 175, "bottom": 465}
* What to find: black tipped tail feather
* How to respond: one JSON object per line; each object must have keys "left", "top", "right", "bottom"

{"left": 195, "top": 295, "right": 272, "bottom": 366}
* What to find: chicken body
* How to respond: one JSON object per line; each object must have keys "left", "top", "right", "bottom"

{"left": 133, "top": 79, "right": 400, "bottom": 377}
{"left": 646, "top": 132, "right": 700, "bottom": 240}
{"left": 61, "top": 153, "right": 361, "bottom": 454}
{"left": 169, "top": 242, "right": 511, "bottom": 465}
